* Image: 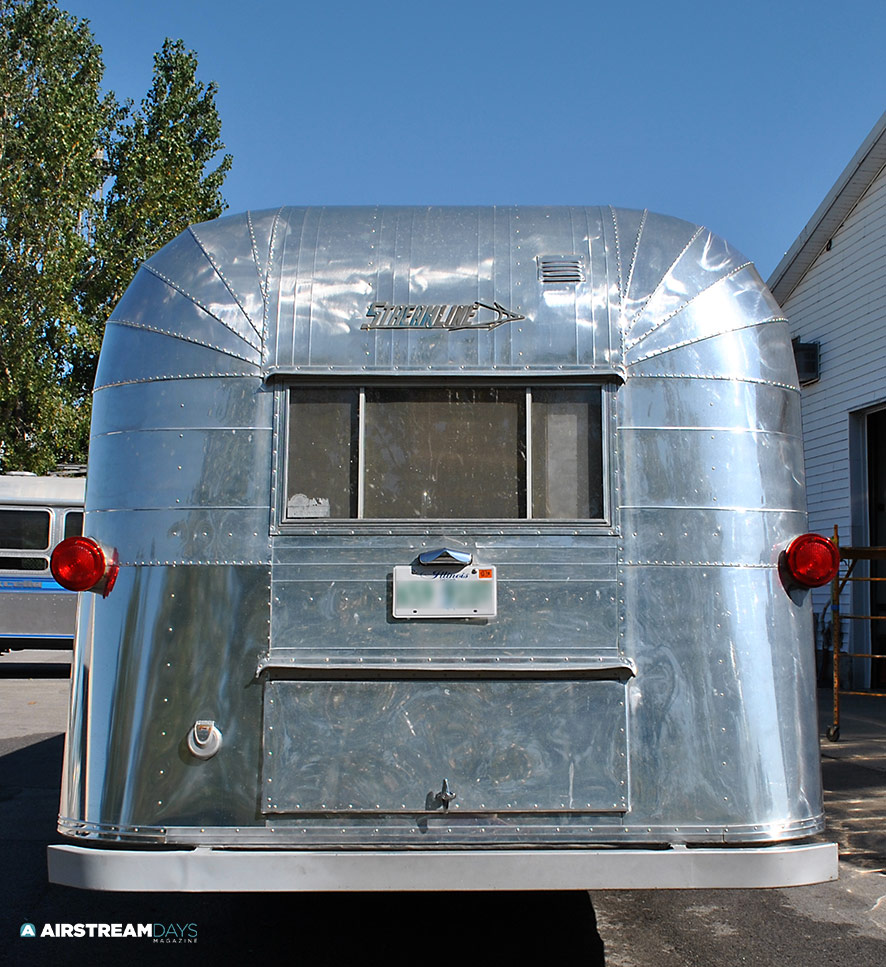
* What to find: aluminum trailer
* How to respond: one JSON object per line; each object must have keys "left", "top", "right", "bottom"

{"left": 48, "top": 206, "right": 838, "bottom": 890}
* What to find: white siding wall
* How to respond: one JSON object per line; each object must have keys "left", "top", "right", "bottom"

{"left": 782, "top": 162, "right": 886, "bottom": 650}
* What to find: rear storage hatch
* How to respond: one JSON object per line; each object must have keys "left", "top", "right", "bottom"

{"left": 262, "top": 680, "right": 628, "bottom": 814}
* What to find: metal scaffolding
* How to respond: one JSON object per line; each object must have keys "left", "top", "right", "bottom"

{"left": 826, "top": 525, "right": 886, "bottom": 741}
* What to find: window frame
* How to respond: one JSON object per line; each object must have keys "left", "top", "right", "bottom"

{"left": 0, "top": 507, "right": 51, "bottom": 551}
{"left": 0, "top": 506, "right": 54, "bottom": 574}
{"left": 274, "top": 378, "right": 616, "bottom": 535}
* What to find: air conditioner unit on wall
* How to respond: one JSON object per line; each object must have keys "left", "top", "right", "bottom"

{"left": 793, "top": 340, "right": 820, "bottom": 385}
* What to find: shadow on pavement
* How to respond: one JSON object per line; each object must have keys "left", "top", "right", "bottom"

{"left": 1, "top": 734, "right": 606, "bottom": 966}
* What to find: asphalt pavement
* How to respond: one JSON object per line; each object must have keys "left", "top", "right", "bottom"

{"left": 0, "top": 674, "right": 884, "bottom": 965}
{"left": 591, "top": 689, "right": 886, "bottom": 966}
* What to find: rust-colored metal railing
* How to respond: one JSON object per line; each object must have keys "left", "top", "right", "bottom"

{"left": 827, "top": 525, "right": 886, "bottom": 741}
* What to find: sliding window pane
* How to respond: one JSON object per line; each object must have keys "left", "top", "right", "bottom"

{"left": 287, "top": 389, "right": 358, "bottom": 518}
{"left": 364, "top": 388, "right": 525, "bottom": 518}
{"left": 531, "top": 388, "right": 603, "bottom": 519}
{"left": 0, "top": 510, "right": 50, "bottom": 549}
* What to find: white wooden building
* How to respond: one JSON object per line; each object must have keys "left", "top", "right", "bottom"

{"left": 768, "top": 110, "right": 886, "bottom": 689}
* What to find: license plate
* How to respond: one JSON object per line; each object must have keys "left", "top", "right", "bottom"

{"left": 392, "top": 565, "right": 497, "bottom": 618}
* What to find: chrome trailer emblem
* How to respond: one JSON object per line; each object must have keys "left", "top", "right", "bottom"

{"left": 362, "top": 301, "right": 524, "bottom": 331}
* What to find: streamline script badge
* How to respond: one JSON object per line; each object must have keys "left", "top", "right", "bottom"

{"left": 363, "top": 301, "right": 524, "bottom": 331}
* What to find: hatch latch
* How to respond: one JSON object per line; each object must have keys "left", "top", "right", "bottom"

{"left": 431, "top": 778, "right": 458, "bottom": 811}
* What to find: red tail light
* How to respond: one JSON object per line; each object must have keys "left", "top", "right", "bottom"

{"left": 50, "top": 537, "right": 119, "bottom": 597}
{"left": 785, "top": 534, "right": 840, "bottom": 588}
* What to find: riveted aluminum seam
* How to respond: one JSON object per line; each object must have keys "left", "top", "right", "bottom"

{"left": 54, "top": 813, "right": 824, "bottom": 847}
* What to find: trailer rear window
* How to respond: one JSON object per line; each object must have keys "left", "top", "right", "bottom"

{"left": 286, "top": 386, "right": 603, "bottom": 520}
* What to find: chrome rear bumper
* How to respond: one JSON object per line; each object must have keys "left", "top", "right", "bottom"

{"left": 48, "top": 842, "right": 838, "bottom": 892}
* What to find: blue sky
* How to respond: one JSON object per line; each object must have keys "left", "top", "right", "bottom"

{"left": 71, "top": 0, "right": 886, "bottom": 279}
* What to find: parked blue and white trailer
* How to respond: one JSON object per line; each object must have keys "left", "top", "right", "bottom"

{"left": 0, "top": 474, "right": 84, "bottom": 648}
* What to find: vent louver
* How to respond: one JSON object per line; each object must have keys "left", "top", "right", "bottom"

{"left": 537, "top": 255, "right": 586, "bottom": 284}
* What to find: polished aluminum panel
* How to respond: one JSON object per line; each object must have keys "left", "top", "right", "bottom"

{"left": 622, "top": 566, "right": 821, "bottom": 828}
{"left": 187, "top": 206, "right": 282, "bottom": 325}
{"left": 619, "top": 427, "right": 804, "bottom": 510}
{"left": 625, "top": 267, "right": 783, "bottom": 366}
{"left": 618, "top": 377, "right": 802, "bottom": 435}
{"left": 91, "top": 378, "right": 267, "bottom": 434}
{"left": 95, "top": 324, "right": 259, "bottom": 389}
{"left": 268, "top": 535, "right": 619, "bottom": 664}
{"left": 87, "top": 378, "right": 273, "bottom": 564}
{"left": 106, "top": 271, "right": 262, "bottom": 365}
{"left": 617, "top": 211, "right": 704, "bottom": 321}
{"left": 626, "top": 323, "right": 799, "bottom": 386}
{"left": 87, "top": 508, "right": 271, "bottom": 566}
{"left": 96, "top": 205, "right": 788, "bottom": 382}
{"left": 136, "top": 231, "right": 263, "bottom": 350}
{"left": 261, "top": 206, "right": 618, "bottom": 373}
{"left": 61, "top": 565, "right": 270, "bottom": 829}
{"left": 621, "top": 222, "right": 749, "bottom": 338}
{"left": 87, "top": 428, "right": 270, "bottom": 510}
{"left": 622, "top": 508, "right": 808, "bottom": 567}
{"left": 618, "top": 375, "right": 806, "bottom": 565}
{"left": 262, "top": 680, "right": 628, "bottom": 813}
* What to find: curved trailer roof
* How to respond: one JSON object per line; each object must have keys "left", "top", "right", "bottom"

{"left": 96, "top": 205, "right": 789, "bottom": 387}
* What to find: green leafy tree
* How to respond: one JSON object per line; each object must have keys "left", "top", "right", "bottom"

{"left": 0, "top": 2, "right": 231, "bottom": 473}
{"left": 0, "top": 0, "right": 113, "bottom": 471}
{"left": 82, "top": 38, "right": 231, "bottom": 340}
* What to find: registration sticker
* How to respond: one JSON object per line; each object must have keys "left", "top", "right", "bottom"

{"left": 393, "top": 565, "right": 497, "bottom": 619}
